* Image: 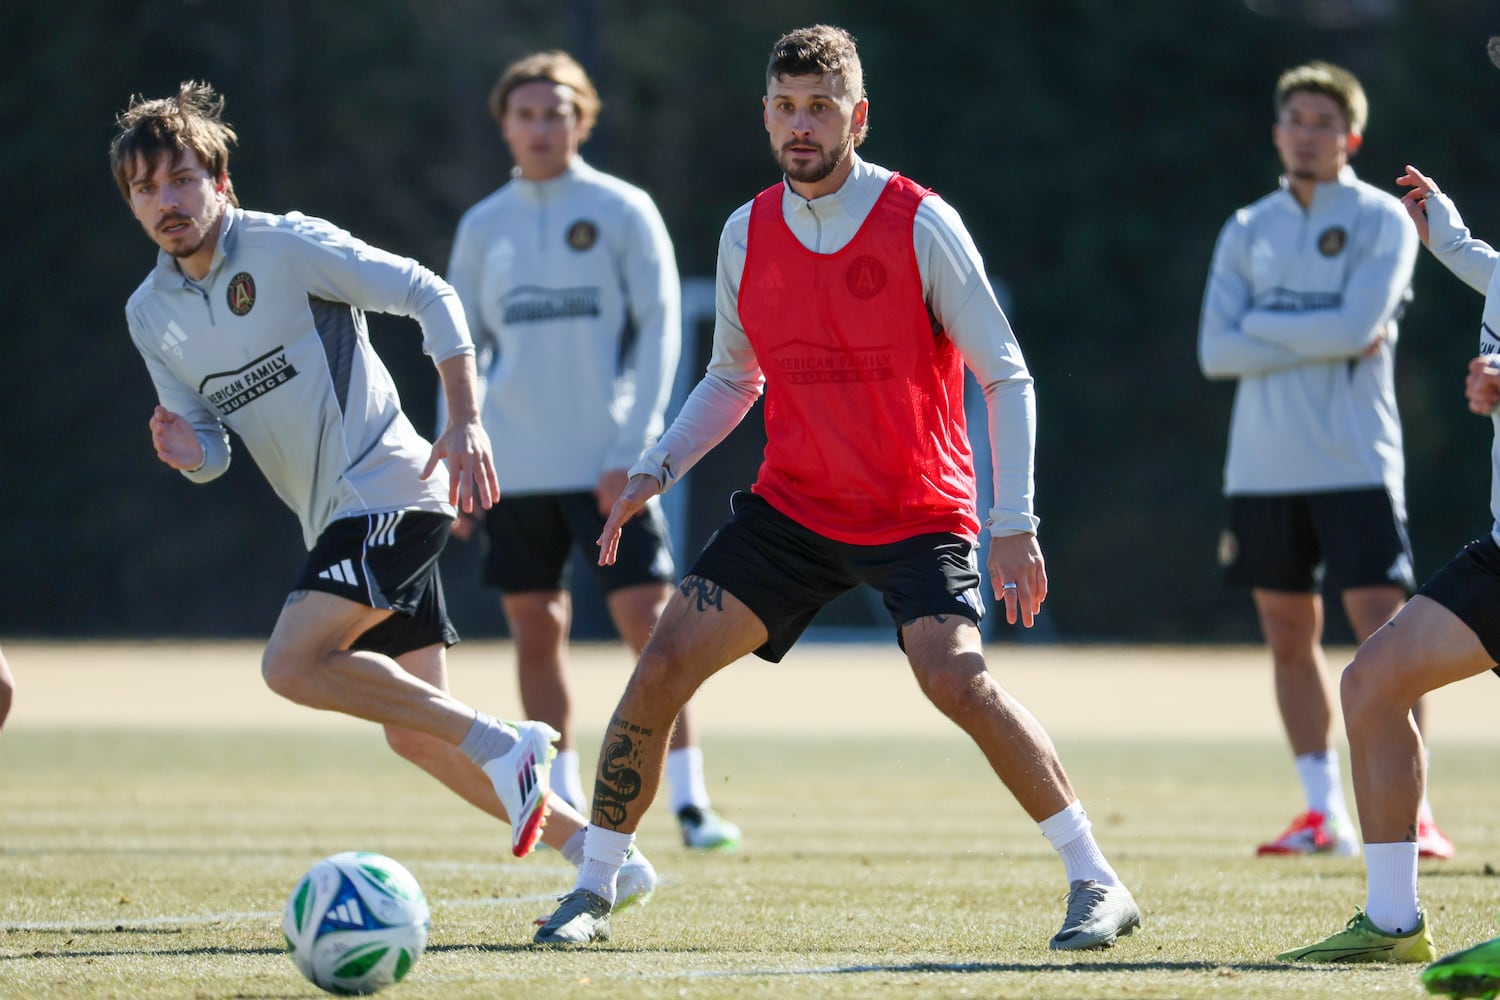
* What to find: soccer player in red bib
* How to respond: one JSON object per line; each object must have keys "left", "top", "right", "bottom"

{"left": 534, "top": 24, "right": 1140, "bottom": 951}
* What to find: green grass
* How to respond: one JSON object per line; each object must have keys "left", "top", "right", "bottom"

{"left": 3, "top": 729, "right": 1499, "bottom": 998}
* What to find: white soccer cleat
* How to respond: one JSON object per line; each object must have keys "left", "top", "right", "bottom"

{"left": 1049, "top": 880, "right": 1141, "bottom": 951}
{"left": 614, "top": 846, "right": 658, "bottom": 913}
{"left": 482, "top": 721, "right": 559, "bottom": 858}
{"left": 533, "top": 889, "right": 611, "bottom": 946}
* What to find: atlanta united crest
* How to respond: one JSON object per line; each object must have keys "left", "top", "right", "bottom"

{"left": 227, "top": 272, "right": 256, "bottom": 316}
{"left": 846, "top": 255, "right": 887, "bottom": 300}
{"left": 566, "top": 220, "right": 598, "bottom": 251}
{"left": 1317, "top": 226, "right": 1348, "bottom": 257}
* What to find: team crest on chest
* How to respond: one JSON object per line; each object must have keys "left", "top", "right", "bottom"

{"left": 227, "top": 272, "right": 257, "bottom": 316}
{"left": 846, "top": 255, "right": 887, "bottom": 300}
{"left": 1316, "top": 227, "right": 1348, "bottom": 257}
{"left": 565, "top": 220, "right": 598, "bottom": 251}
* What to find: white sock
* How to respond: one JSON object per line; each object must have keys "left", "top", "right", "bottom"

{"left": 1295, "top": 750, "right": 1349, "bottom": 820}
{"left": 552, "top": 749, "right": 586, "bottom": 813}
{"left": 577, "top": 826, "right": 635, "bottom": 905}
{"left": 1038, "top": 801, "right": 1120, "bottom": 887}
{"left": 560, "top": 828, "right": 586, "bottom": 868}
{"left": 666, "top": 746, "right": 710, "bottom": 813}
{"left": 1364, "top": 841, "right": 1421, "bottom": 934}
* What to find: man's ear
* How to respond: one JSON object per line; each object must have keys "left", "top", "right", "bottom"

{"left": 1346, "top": 131, "right": 1364, "bottom": 155}
{"left": 851, "top": 98, "right": 869, "bottom": 137}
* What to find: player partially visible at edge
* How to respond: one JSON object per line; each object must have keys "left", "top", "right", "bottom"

{"left": 1198, "top": 60, "right": 1453, "bottom": 861}
{"left": 447, "top": 51, "right": 739, "bottom": 850}
{"left": 1282, "top": 39, "right": 1500, "bottom": 988}
{"left": 0, "top": 646, "right": 13, "bottom": 733}
{"left": 110, "top": 82, "right": 658, "bottom": 910}
{"left": 531, "top": 24, "right": 1141, "bottom": 950}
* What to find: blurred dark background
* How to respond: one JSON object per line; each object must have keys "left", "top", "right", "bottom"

{"left": 3, "top": 0, "right": 1498, "bottom": 645}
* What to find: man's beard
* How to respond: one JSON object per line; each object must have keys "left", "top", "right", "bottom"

{"left": 775, "top": 132, "right": 852, "bottom": 184}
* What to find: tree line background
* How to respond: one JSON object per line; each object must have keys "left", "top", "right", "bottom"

{"left": 3, "top": 0, "right": 1498, "bottom": 645}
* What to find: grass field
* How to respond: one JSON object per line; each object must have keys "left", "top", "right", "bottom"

{"left": 4, "top": 640, "right": 1500, "bottom": 999}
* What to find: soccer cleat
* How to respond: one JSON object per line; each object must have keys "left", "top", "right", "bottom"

{"left": 678, "top": 805, "right": 742, "bottom": 851}
{"left": 481, "top": 721, "right": 559, "bottom": 859}
{"left": 1418, "top": 817, "right": 1457, "bottom": 860}
{"left": 1423, "top": 931, "right": 1500, "bottom": 998}
{"left": 533, "top": 889, "right": 611, "bottom": 946}
{"left": 1256, "top": 810, "right": 1360, "bottom": 857}
{"left": 1049, "top": 880, "right": 1141, "bottom": 950}
{"left": 614, "top": 846, "right": 657, "bottom": 914}
{"left": 1277, "top": 908, "right": 1434, "bottom": 963}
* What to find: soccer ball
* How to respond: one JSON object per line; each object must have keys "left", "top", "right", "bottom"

{"left": 283, "top": 851, "right": 430, "bottom": 995}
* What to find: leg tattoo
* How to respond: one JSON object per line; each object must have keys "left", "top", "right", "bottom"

{"left": 679, "top": 575, "right": 725, "bottom": 614}
{"left": 593, "top": 722, "right": 650, "bottom": 829}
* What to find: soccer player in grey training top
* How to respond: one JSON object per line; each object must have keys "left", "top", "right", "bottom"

{"left": 1280, "top": 99, "right": 1500, "bottom": 963}
{"left": 0, "top": 645, "right": 12, "bottom": 733}
{"left": 447, "top": 51, "right": 739, "bottom": 850}
{"left": 1198, "top": 61, "right": 1453, "bottom": 861}
{"left": 110, "top": 81, "right": 659, "bottom": 907}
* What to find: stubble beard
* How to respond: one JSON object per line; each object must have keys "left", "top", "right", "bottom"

{"left": 776, "top": 132, "right": 852, "bottom": 185}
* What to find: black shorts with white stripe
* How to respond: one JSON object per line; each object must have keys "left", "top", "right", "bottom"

{"left": 293, "top": 510, "right": 458, "bottom": 657}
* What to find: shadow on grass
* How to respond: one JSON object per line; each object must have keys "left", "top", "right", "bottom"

{"left": 1, "top": 944, "right": 288, "bottom": 960}
{"left": 674, "top": 959, "right": 1296, "bottom": 976}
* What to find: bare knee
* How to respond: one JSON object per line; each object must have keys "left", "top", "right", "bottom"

{"left": 1340, "top": 649, "right": 1416, "bottom": 735}
{"left": 625, "top": 638, "right": 696, "bottom": 712}
{"left": 916, "top": 662, "right": 994, "bottom": 724}
{"left": 261, "top": 643, "right": 317, "bottom": 705}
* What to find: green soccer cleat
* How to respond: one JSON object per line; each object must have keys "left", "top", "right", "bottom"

{"left": 678, "top": 805, "right": 743, "bottom": 851}
{"left": 1423, "top": 932, "right": 1500, "bottom": 998}
{"left": 1277, "top": 908, "right": 1435, "bottom": 963}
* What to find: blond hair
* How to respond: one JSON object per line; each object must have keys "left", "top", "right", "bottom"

{"left": 488, "top": 50, "right": 601, "bottom": 140}
{"left": 1274, "top": 61, "right": 1368, "bottom": 135}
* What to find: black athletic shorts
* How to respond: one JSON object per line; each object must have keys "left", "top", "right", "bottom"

{"left": 1415, "top": 535, "right": 1500, "bottom": 668}
{"left": 481, "top": 491, "right": 675, "bottom": 594}
{"left": 294, "top": 510, "right": 459, "bottom": 658}
{"left": 688, "top": 492, "right": 985, "bottom": 663}
{"left": 1221, "top": 487, "right": 1415, "bottom": 593}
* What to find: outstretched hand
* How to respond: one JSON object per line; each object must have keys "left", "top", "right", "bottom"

{"left": 423, "top": 418, "right": 499, "bottom": 513}
{"left": 597, "top": 473, "right": 662, "bottom": 566}
{"left": 988, "top": 532, "right": 1048, "bottom": 628}
{"left": 148, "top": 406, "right": 205, "bottom": 470}
{"left": 1395, "top": 165, "right": 1440, "bottom": 246}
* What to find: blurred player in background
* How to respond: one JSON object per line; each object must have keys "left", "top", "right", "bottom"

{"left": 0, "top": 646, "right": 13, "bottom": 732}
{"left": 532, "top": 24, "right": 1140, "bottom": 950}
{"left": 1282, "top": 132, "right": 1500, "bottom": 971}
{"left": 110, "top": 81, "right": 657, "bottom": 911}
{"left": 1198, "top": 60, "right": 1453, "bottom": 861}
{"left": 447, "top": 50, "right": 739, "bottom": 850}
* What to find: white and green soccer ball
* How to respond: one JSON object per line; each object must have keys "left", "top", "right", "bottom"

{"left": 283, "top": 851, "right": 430, "bottom": 995}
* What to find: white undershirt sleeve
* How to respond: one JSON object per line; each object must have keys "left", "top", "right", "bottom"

{"left": 917, "top": 198, "right": 1040, "bottom": 537}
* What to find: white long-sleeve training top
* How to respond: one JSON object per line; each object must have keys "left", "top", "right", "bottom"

{"left": 1422, "top": 191, "right": 1500, "bottom": 546}
{"left": 125, "top": 207, "right": 472, "bottom": 548}
{"left": 1199, "top": 166, "right": 1419, "bottom": 513}
{"left": 448, "top": 158, "right": 680, "bottom": 494}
